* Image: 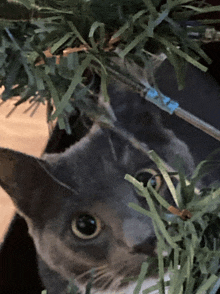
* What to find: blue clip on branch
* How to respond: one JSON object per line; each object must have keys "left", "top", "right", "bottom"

{"left": 105, "top": 64, "right": 220, "bottom": 142}
{"left": 145, "top": 87, "right": 179, "bottom": 115}
{"left": 144, "top": 86, "right": 220, "bottom": 142}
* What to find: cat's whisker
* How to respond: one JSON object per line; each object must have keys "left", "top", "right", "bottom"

{"left": 113, "top": 266, "right": 129, "bottom": 288}
{"left": 93, "top": 270, "right": 112, "bottom": 284}
{"left": 93, "top": 268, "right": 110, "bottom": 279}
{"left": 76, "top": 265, "right": 108, "bottom": 281}
{"left": 92, "top": 268, "right": 116, "bottom": 290}
{"left": 76, "top": 269, "right": 92, "bottom": 281}
{"left": 93, "top": 265, "right": 108, "bottom": 274}
{"left": 110, "top": 274, "right": 123, "bottom": 291}
{"left": 93, "top": 265, "right": 109, "bottom": 275}
{"left": 95, "top": 270, "right": 118, "bottom": 291}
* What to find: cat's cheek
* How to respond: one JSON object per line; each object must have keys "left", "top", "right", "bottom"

{"left": 29, "top": 228, "right": 109, "bottom": 279}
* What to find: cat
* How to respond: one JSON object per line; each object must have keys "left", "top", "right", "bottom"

{"left": 0, "top": 59, "right": 220, "bottom": 294}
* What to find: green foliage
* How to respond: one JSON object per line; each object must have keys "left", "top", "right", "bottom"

{"left": 0, "top": 0, "right": 220, "bottom": 130}
{"left": 126, "top": 150, "right": 220, "bottom": 294}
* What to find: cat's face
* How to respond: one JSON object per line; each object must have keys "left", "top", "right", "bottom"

{"left": 0, "top": 126, "right": 192, "bottom": 294}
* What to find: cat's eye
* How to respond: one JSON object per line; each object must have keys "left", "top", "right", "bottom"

{"left": 71, "top": 213, "right": 102, "bottom": 240}
{"left": 135, "top": 168, "right": 162, "bottom": 191}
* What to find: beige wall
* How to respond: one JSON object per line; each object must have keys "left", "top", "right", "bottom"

{"left": 0, "top": 98, "right": 48, "bottom": 241}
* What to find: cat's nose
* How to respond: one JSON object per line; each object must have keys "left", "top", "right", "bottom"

{"left": 123, "top": 217, "right": 155, "bottom": 248}
{"left": 131, "top": 236, "right": 157, "bottom": 256}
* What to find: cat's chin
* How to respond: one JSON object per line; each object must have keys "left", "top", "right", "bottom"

{"left": 76, "top": 272, "right": 170, "bottom": 294}
{"left": 92, "top": 277, "right": 169, "bottom": 294}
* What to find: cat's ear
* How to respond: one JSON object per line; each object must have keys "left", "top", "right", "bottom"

{"left": 0, "top": 148, "right": 72, "bottom": 224}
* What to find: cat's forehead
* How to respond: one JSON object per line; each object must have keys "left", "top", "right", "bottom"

{"left": 60, "top": 127, "right": 150, "bottom": 170}
{"left": 44, "top": 127, "right": 153, "bottom": 190}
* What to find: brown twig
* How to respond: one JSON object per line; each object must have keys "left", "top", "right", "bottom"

{"left": 35, "top": 36, "right": 120, "bottom": 66}
{"left": 168, "top": 206, "right": 192, "bottom": 220}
